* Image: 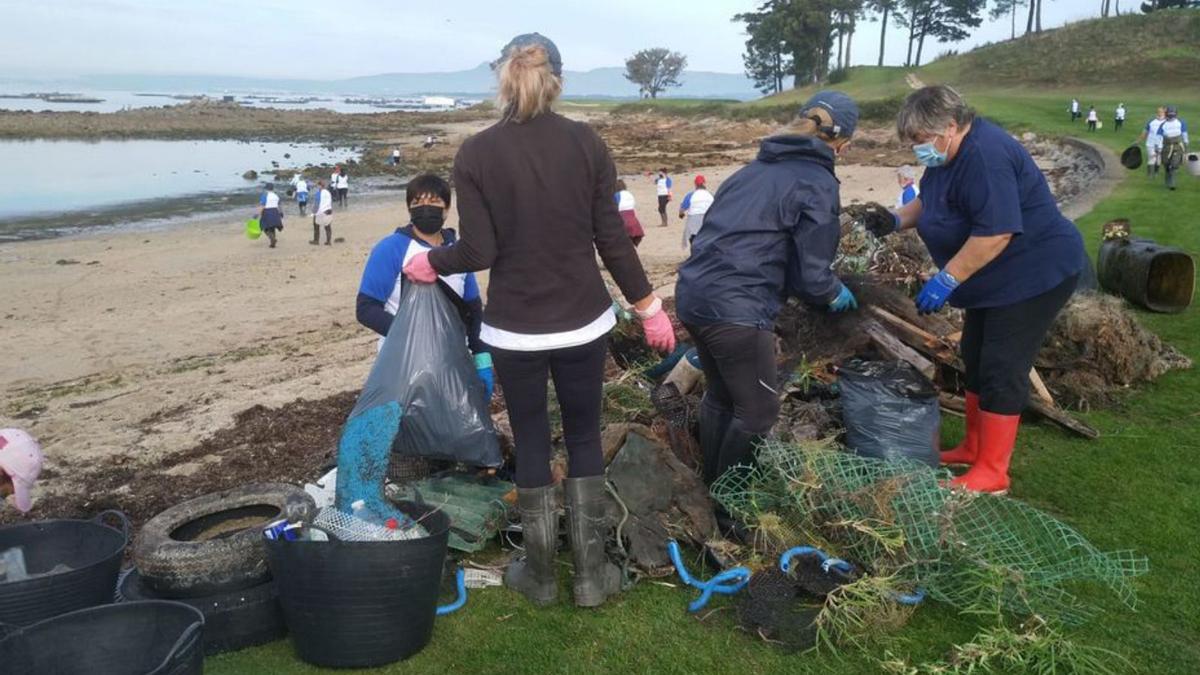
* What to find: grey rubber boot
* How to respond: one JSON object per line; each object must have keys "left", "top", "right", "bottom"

{"left": 565, "top": 476, "right": 622, "bottom": 607}
{"left": 503, "top": 484, "right": 559, "bottom": 606}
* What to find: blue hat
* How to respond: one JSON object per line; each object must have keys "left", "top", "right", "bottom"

{"left": 1166, "top": 105, "right": 1178, "bottom": 118}
{"left": 801, "top": 90, "right": 859, "bottom": 139}
{"left": 497, "top": 33, "right": 562, "bottom": 76}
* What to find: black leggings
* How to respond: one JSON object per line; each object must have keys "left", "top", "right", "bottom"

{"left": 961, "top": 275, "right": 1077, "bottom": 415}
{"left": 490, "top": 336, "right": 608, "bottom": 488}
{"left": 685, "top": 322, "right": 780, "bottom": 434}
{"left": 657, "top": 195, "right": 669, "bottom": 215}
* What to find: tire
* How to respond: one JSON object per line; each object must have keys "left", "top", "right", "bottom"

{"left": 133, "top": 483, "right": 315, "bottom": 598}
{"left": 118, "top": 567, "right": 286, "bottom": 656}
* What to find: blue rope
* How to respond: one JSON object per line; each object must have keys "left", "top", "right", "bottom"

{"left": 667, "top": 539, "right": 750, "bottom": 612}
{"left": 779, "top": 545, "right": 926, "bottom": 606}
{"left": 436, "top": 568, "right": 468, "bottom": 616}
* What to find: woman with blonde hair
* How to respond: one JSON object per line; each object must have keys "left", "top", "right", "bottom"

{"left": 404, "top": 33, "right": 674, "bottom": 609}
{"left": 674, "top": 91, "right": 860, "bottom": 531}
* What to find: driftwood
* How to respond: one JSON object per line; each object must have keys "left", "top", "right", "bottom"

{"left": 864, "top": 318, "right": 936, "bottom": 380}
{"left": 867, "top": 306, "right": 1099, "bottom": 439}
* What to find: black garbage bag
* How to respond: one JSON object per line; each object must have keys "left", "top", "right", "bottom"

{"left": 350, "top": 282, "right": 500, "bottom": 468}
{"left": 837, "top": 358, "right": 940, "bottom": 467}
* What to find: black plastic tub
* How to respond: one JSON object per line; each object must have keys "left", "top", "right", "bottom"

{"left": 0, "top": 599, "right": 204, "bottom": 674}
{"left": 0, "top": 510, "right": 129, "bottom": 625}
{"left": 264, "top": 501, "right": 450, "bottom": 669}
{"left": 1098, "top": 237, "right": 1195, "bottom": 313}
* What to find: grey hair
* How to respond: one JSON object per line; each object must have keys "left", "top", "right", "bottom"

{"left": 896, "top": 85, "right": 975, "bottom": 144}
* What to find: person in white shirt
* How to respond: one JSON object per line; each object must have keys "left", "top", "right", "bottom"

{"left": 654, "top": 169, "right": 673, "bottom": 227}
{"left": 1069, "top": 98, "right": 1080, "bottom": 122}
{"left": 290, "top": 173, "right": 309, "bottom": 216}
{"left": 311, "top": 180, "right": 335, "bottom": 245}
{"left": 677, "top": 175, "right": 714, "bottom": 251}
{"left": 1140, "top": 106, "right": 1168, "bottom": 178}
{"left": 614, "top": 179, "right": 644, "bottom": 247}
{"left": 331, "top": 166, "right": 349, "bottom": 208}
{"left": 1114, "top": 103, "right": 1126, "bottom": 133}
{"left": 1086, "top": 106, "right": 1098, "bottom": 132}
{"left": 895, "top": 165, "right": 920, "bottom": 210}
{"left": 257, "top": 183, "right": 284, "bottom": 249}
{"left": 391, "top": 148, "right": 402, "bottom": 166}
{"left": 1157, "top": 106, "right": 1190, "bottom": 191}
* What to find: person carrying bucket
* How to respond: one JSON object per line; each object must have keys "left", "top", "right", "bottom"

{"left": 258, "top": 183, "right": 284, "bottom": 248}
{"left": 1157, "top": 106, "right": 1189, "bottom": 191}
{"left": 0, "top": 429, "right": 43, "bottom": 514}
{"left": 674, "top": 90, "right": 862, "bottom": 531}
{"left": 1140, "top": 106, "right": 1167, "bottom": 179}
{"left": 403, "top": 32, "right": 673, "bottom": 609}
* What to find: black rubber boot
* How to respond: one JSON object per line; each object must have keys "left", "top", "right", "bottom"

{"left": 503, "top": 484, "right": 559, "bottom": 606}
{"left": 698, "top": 397, "right": 734, "bottom": 486}
{"left": 714, "top": 418, "right": 761, "bottom": 481}
{"left": 310, "top": 222, "right": 319, "bottom": 245}
{"left": 565, "top": 476, "right": 621, "bottom": 607}
{"left": 324, "top": 225, "right": 332, "bottom": 245}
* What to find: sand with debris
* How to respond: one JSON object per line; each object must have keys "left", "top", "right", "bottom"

{"left": 0, "top": 151, "right": 908, "bottom": 509}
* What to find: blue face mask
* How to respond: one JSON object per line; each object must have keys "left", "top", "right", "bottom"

{"left": 913, "top": 135, "right": 949, "bottom": 168}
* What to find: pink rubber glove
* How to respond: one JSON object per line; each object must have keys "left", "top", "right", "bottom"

{"left": 637, "top": 298, "right": 677, "bottom": 354}
{"left": 403, "top": 251, "right": 438, "bottom": 284}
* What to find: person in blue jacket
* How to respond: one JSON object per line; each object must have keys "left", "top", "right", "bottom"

{"left": 355, "top": 173, "right": 493, "bottom": 398}
{"left": 675, "top": 91, "right": 861, "bottom": 503}
{"left": 874, "top": 85, "right": 1085, "bottom": 495}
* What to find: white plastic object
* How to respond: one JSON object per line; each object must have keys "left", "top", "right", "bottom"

{"left": 313, "top": 507, "right": 427, "bottom": 542}
{"left": 463, "top": 568, "right": 503, "bottom": 589}
{"left": 1187, "top": 153, "right": 1200, "bottom": 177}
{"left": 0, "top": 547, "right": 29, "bottom": 582}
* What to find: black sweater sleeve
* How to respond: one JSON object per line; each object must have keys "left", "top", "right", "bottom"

{"left": 356, "top": 292, "right": 394, "bottom": 337}
{"left": 465, "top": 296, "right": 486, "bottom": 355}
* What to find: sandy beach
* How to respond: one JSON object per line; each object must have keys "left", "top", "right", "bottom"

{"left": 0, "top": 154, "right": 905, "bottom": 504}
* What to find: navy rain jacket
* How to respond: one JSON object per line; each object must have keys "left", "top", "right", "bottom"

{"left": 675, "top": 135, "right": 843, "bottom": 330}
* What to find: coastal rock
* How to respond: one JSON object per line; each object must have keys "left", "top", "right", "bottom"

{"left": 242, "top": 170, "right": 258, "bottom": 180}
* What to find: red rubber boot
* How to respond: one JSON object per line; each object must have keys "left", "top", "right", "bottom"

{"left": 939, "top": 391, "right": 980, "bottom": 466}
{"left": 949, "top": 410, "right": 1019, "bottom": 496}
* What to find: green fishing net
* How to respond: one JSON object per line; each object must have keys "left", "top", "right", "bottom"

{"left": 711, "top": 439, "right": 1148, "bottom": 624}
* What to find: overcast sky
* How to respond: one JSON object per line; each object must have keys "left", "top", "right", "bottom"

{"left": 3, "top": 0, "right": 1105, "bottom": 79}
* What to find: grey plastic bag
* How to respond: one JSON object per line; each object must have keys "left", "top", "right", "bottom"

{"left": 350, "top": 282, "right": 500, "bottom": 467}
{"left": 837, "top": 358, "right": 940, "bottom": 467}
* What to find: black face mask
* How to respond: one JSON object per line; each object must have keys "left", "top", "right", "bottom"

{"left": 410, "top": 205, "right": 444, "bottom": 235}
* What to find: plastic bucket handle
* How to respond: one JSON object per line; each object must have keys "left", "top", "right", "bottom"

{"left": 92, "top": 509, "right": 131, "bottom": 542}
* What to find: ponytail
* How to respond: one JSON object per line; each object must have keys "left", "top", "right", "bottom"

{"left": 496, "top": 45, "right": 562, "bottom": 123}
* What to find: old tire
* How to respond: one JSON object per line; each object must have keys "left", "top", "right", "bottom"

{"left": 133, "top": 483, "right": 315, "bottom": 598}
{"left": 118, "top": 567, "right": 286, "bottom": 655}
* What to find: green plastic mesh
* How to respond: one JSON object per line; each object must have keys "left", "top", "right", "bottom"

{"left": 712, "top": 439, "right": 1149, "bottom": 624}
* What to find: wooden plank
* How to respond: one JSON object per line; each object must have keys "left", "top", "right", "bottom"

{"left": 1029, "top": 367, "right": 1055, "bottom": 406}
{"left": 863, "top": 319, "right": 936, "bottom": 380}
{"left": 1027, "top": 397, "right": 1099, "bottom": 439}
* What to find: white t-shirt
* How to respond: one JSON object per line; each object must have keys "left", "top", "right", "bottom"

{"left": 683, "top": 189, "right": 714, "bottom": 217}
{"left": 1146, "top": 118, "right": 1167, "bottom": 147}
{"left": 617, "top": 190, "right": 636, "bottom": 211}
{"left": 1071, "top": 100, "right": 1079, "bottom": 113}
{"left": 1115, "top": 106, "right": 1126, "bottom": 121}
{"left": 261, "top": 191, "right": 280, "bottom": 209}
{"left": 293, "top": 178, "right": 308, "bottom": 194}
{"left": 392, "top": 149, "right": 401, "bottom": 158}
{"left": 481, "top": 309, "right": 616, "bottom": 352}
{"left": 315, "top": 188, "right": 334, "bottom": 213}
{"left": 336, "top": 174, "right": 349, "bottom": 189}
{"left": 655, "top": 177, "right": 671, "bottom": 196}
{"left": 1087, "top": 110, "right": 1098, "bottom": 123}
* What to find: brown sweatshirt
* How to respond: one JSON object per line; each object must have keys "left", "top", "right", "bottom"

{"left": 427, "top": 111, "right": 652, "bottom": 335}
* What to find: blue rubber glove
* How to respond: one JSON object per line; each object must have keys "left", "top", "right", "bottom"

{"left": 828, "top": 283, "right": 859, "bottom": 313}
{"left": 915, "top": 269, "right": 960, "bottom": 314}
{"left": 474, "top": 352, "right": 494, "bottom": 400}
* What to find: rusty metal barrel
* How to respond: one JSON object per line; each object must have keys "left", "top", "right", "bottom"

{"left": 1097, "top": 237, "right": 1195, "bottom": 313}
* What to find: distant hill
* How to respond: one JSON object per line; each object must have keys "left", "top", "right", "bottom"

{"left": 60, "top": 64, "right": 761, "bottom": 101}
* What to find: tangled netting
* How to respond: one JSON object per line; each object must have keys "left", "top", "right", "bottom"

{"left": 711, "top": 440, "right": 1148, "bottom": 625}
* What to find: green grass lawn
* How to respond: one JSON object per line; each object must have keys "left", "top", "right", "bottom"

{"left": 209, "top": 91, "right": 1200, "bottom": 674}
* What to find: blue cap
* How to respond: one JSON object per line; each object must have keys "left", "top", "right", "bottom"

{"left": 496, "top": 33, "right": 562, "bottom": 76}
{"left": 801, "top": 90, "right": 859, "bottom": 139}
{"left": 1166, "top": 105, "right": 1178, "bottom": 118}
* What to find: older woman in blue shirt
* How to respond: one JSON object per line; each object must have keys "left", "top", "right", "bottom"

{"left": 873, "top": 86, "right": 1085, "bottom": 495}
